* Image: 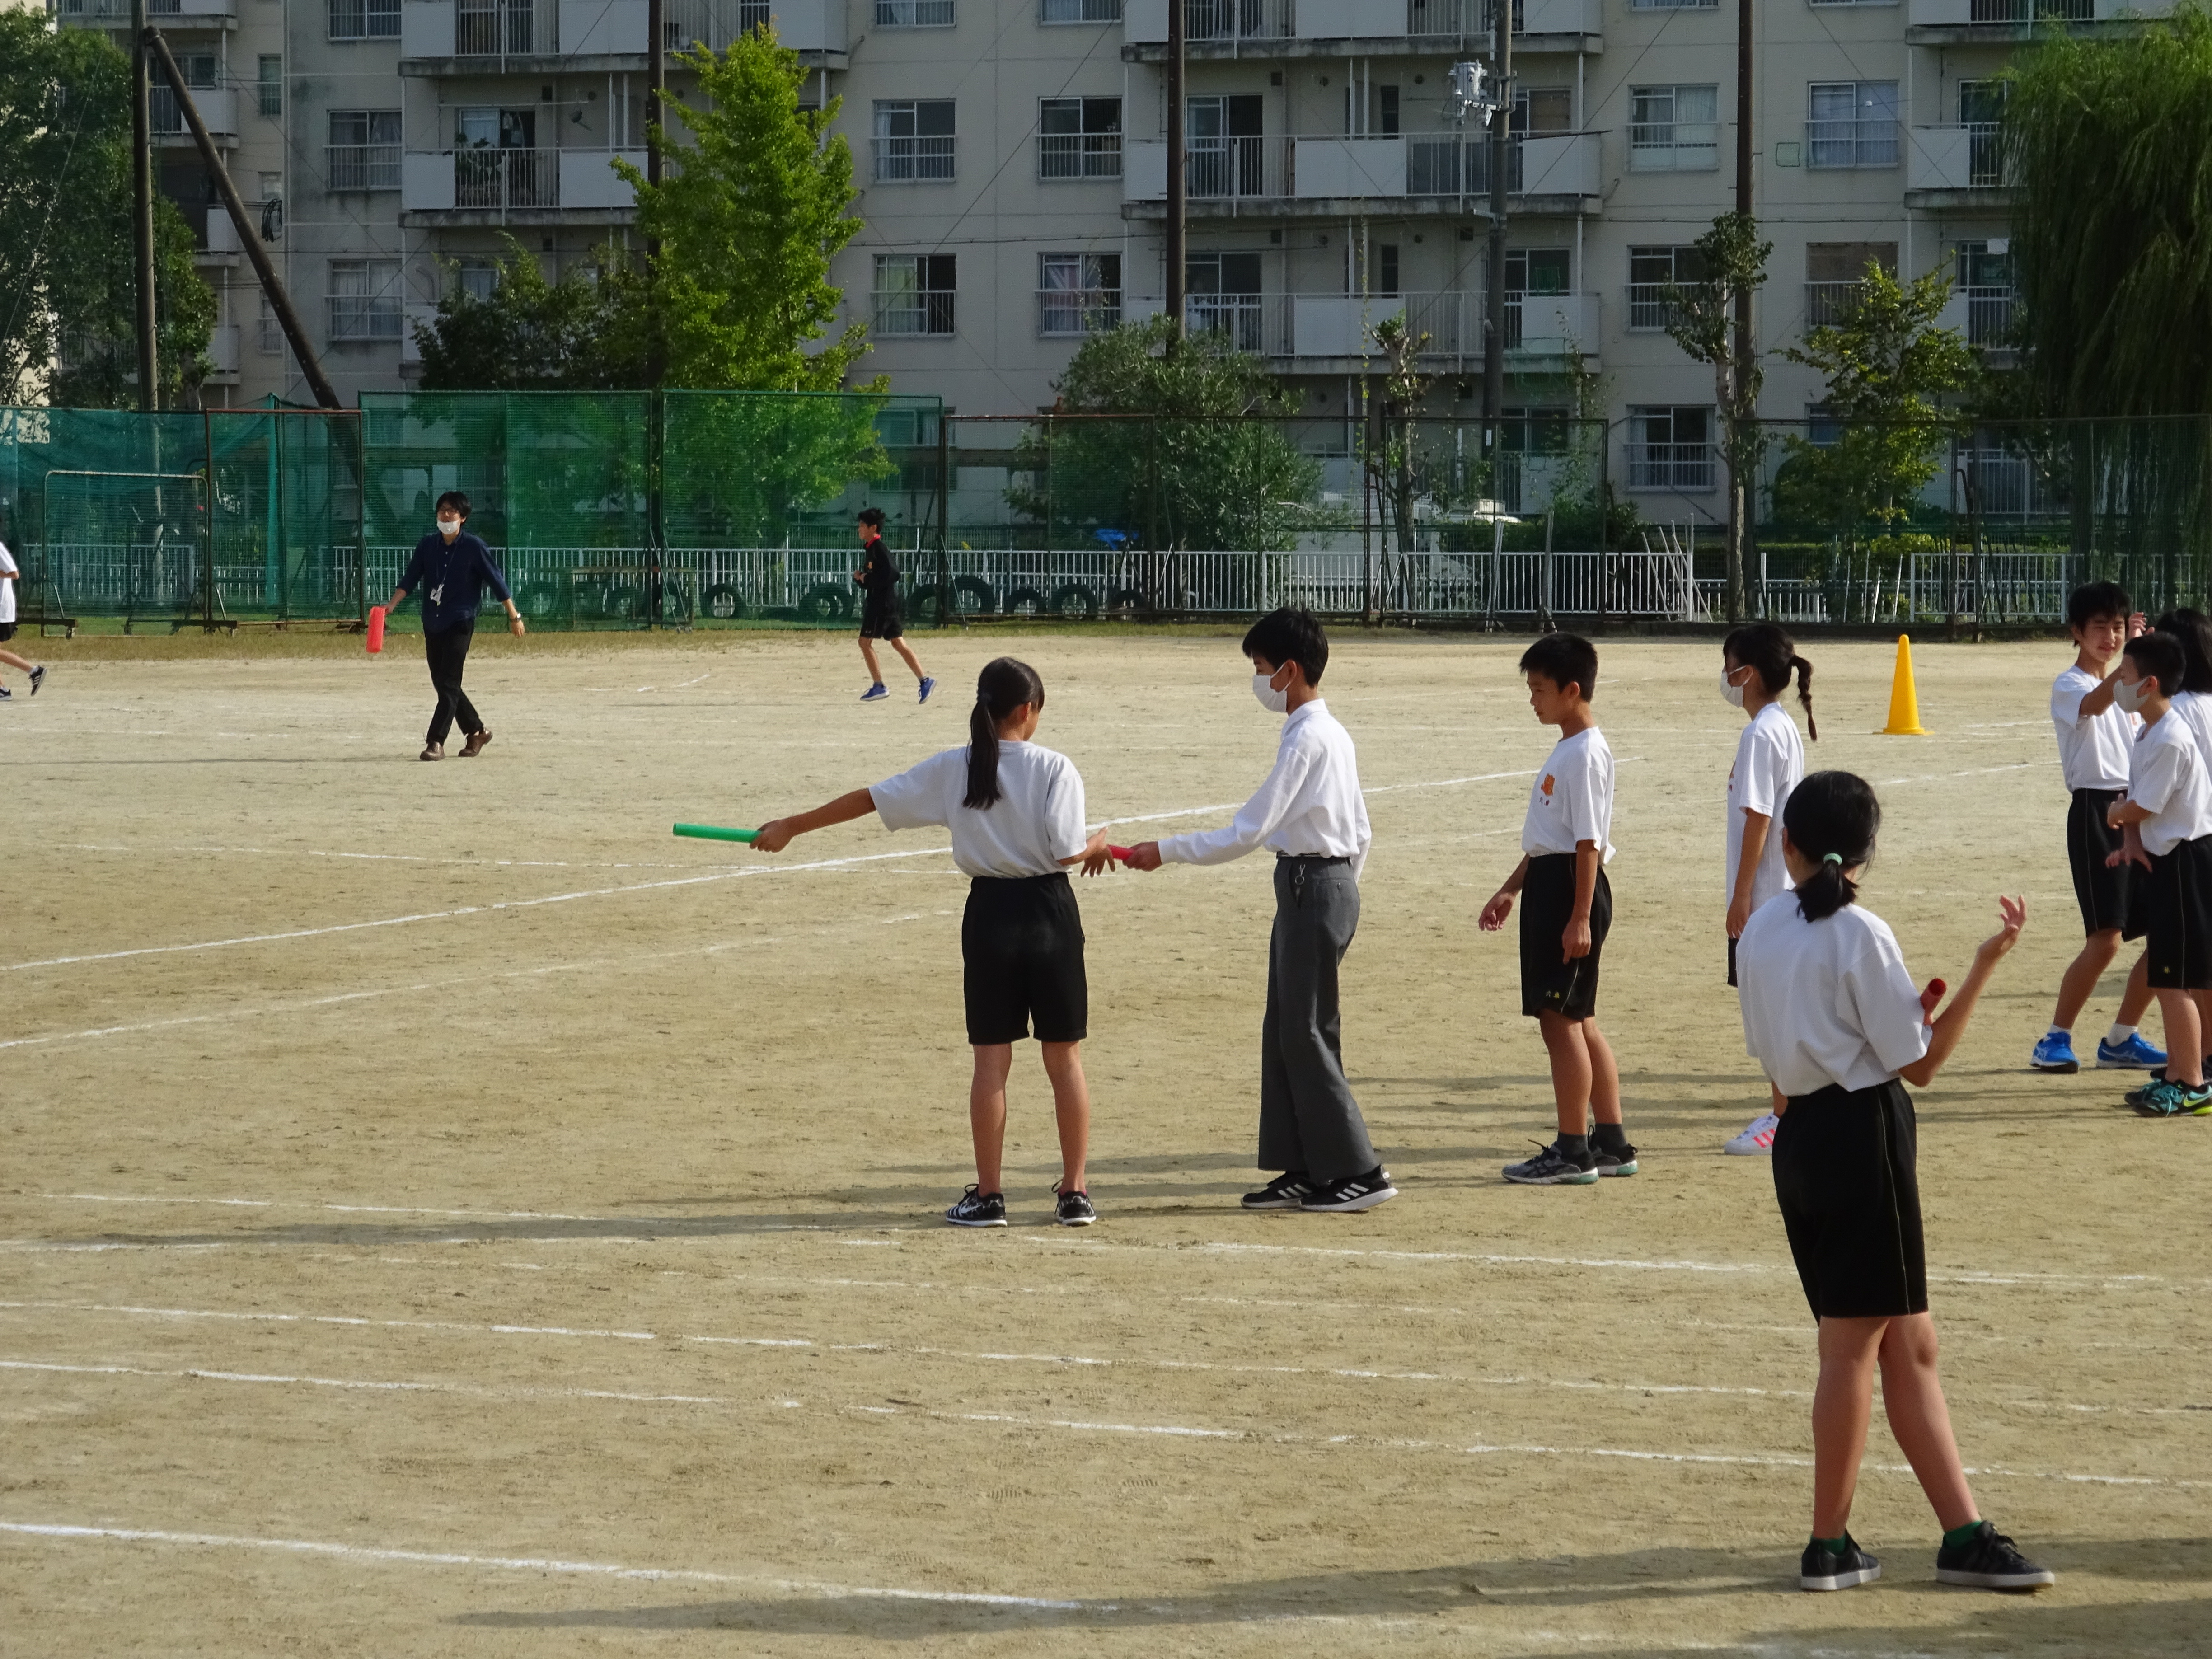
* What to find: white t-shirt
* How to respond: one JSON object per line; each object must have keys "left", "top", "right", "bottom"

{"left": 870, "top": 740, "right": 1088, "bottom": 879}
{"left": 2050, "top": 663, "right": 2135, "bottom": 793}
{"left": 0, "top": 539, "right": 16, "bottom": 626}
{"left": 2167, "top": 689, "right": 2212, "bottom": 779}
{"left": 1725, "top": 701, "right": 1802, "bottom": 906}
{"left": 1734, "top": 894, "right": 1932, "bottom": 1097}
{"left": 1522, "top": 726, "right": 1614, "bottom": 861}
{"left": 2127, "top": 713, "right": 2212, "bottom": 857}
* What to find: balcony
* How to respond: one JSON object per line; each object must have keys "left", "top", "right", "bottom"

{"left": 1904, "top": 124, "right": 2010, "bottom": 208}
{"left": 1122, "top": 131, "right": 1599, "bottom": 216}
{"left": 400, "top": 147, "right": 648, "bottom": 223}
{"left": 1804, "top": 281, "right": 1866, "bottom": 328}
{"left": 1939, "top": 286, "right": 2018, "bottom": 349}
{"left": 56, "top": 0, "right": 236, "bottom": 25}
{"left": 206, "top": 323, "right": 240, "bottom": 379}
{"left": 197, "top": 206, "right": 241, "bottom": 262}
{"left": 398, "top": 0, "right": 844, "bottom": 68}
{"left": 1123, "top": 0, "right": 1601, "bottom": 55}
{"left": 1906, "top": 0, "right": 2172, "bottom": 36}
{"left": 149, "top": 85, "right": 237, "bottom": 144}
{"left": 328, "top": 142, "right": 404, "bottom": 192}
{"left": 1122, "top": 291, "right": 1599, "bottom": 364}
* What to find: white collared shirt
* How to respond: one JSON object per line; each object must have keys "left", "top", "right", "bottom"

{"left": 1158, "top": 699, "right": 1372, "bottom": 881}
{"left": 1522, "top": 726, "right": 1615, "bottom": 862}
{"left": 1735, "top": 894, "right": 1931, "bottom": 1097}
{"left": 2128, "top": 712, "right": 2212, "bottom": 857}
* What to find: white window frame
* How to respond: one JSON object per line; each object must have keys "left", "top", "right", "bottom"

{"left": 872, "top": 100, "right": 957, "bottom": 183}
{"left": 326, "top": 109, "right": 402, "bottom": 191}
{"left": 873, "top": 253, "right": 956, "bottom": 336}
{"left": 1628, "top": 85, "right": 1719, "bottom": 172}
{"left": 327, "top": 0, "right": 399, "bottom": 40}
{"left": 1806, "top": 81, "right": 1900, "bottom": 169}
{"left": 1040, "top": 0, "right": 1121, "bottom": 19}
{"left": 328, "top": 258, "right": 403, "bottom": 342}
{"left": 875, "top": 0, "right": 954, "bottom": 23}
{"left": 1037, "top": 253, "right": 1122, "bottom": 336}
{"left": 1039, "top": 96, "right": 1123, "bottom": 180}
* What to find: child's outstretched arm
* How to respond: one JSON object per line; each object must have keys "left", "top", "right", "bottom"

{"left": 1479, "top": 855, "right": 1532, "bottom": 931}
{"left": 754, "top": 789, "right": 876, "bottom": 853}
{"left": 1898, "top": 895, "right": 2027, "bottom": 1086}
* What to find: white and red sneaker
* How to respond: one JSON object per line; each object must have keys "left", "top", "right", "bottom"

{"left": 1723, "top": 1111, "right": 1779, "bottom": 1155}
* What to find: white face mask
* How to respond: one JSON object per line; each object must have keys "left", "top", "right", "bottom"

{"left": 2114, "top": 675, "right": 2151, "bottom": 714}
{"left": 437, "top": 516, "right": 461, "bottom": 537}
{"left": 1719, "top": 668, "right": 1747, "bottom": 709}
{"left": 1252, "top": 668, "right": 1289, "bottom": 714}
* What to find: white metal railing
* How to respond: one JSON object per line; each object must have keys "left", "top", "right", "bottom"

{"left": 1627, "top": 443, "right": 1715, "bottom": 491}
{"left": 873, "top": 134, "right": 956, "bottom": 183}
{"left": 1626, "top": 282, "right": 1678, "bottom": 331}
{"left": 1042, "top": 0, "right": 1121, "bottom": 17}
{"left": 1971, "top": 0, "right": 2090, "bottom": 18}
{"left": 1040, "top": 132, "right": 1123, "bottom": 179}
{"left": 1804, "top": 281, "right": 1865, "bottom": 328}
{"left": 326, "top": 143, "right": 402, "bottom": 190}
{"left": 876, "top": 0, "right": 954, "bottom": 20}
{"left": 455, "top": 147, "right": 559, "bottom": 208}
{"left": 1965, "top": 287, "right": 2015, "bottom": 346}
{"left": 1806, "top": 117, "right": 1899, "bottom": 168}
{"left": 1184, "top": 0, "right": 1293, "bottom": 41}
{"left": 455, "top": 0, "right": 558, "bottom": 52}
{"left": 1185, "top": 134, "right": 1287, "bottom": 200}
{"left": 1037, "top": 288, "right": 1125, "bottom": 336}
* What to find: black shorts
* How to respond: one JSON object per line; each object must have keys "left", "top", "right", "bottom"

{"left": 859, "top": 597, "right": 903, "bottom": 640}
{"left": 2068, "top": 787, "right": 2143, "bottom": 939}
{"left": 1726, "top": 933, "right": 1737, "bottom": 988}
{"left": 0, "top": 622, "right": 14, "bottom": 643}
{"left": 962, "top": 872, "right": 1087, "bottom": 1045}
{"left": 1519, "top": 853, "right": 1610, "bottom": 1020}
{"left": 2144, "top": 835, "right": 2212, "bottom": 990}
{"left": 1772, "top": 1079, "right": 1926, "bottom": 1322}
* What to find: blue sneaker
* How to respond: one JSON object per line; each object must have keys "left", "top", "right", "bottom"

{"left": 860, "top": 683, "right": 889, "bottom": 702}
{"left": 2029, "top": 1031, "right": 2080, "bottom": 1073}
{"left": 2096, "top": 1031, "right": 2167, "bottom": 1069}
{"left": 918, "top": 675, "right": 937, "bottom": 704}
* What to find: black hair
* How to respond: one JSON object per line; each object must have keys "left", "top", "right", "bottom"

{"left": 1721, "top": 622, "right": 1818, "bottom": 740}
{"left": 965, "top": 657, "right": 1046, "bottom": 811}
{"left": 2067, "top": 580, "right": 2131, "bottom": 631}
{"left": 1241, "top": 606, "right": 1328, "bottom": 685}
{"left": 1782, "top": 770, "right": 1881, "bottom": 923}
{"left": 2125, "top": 631, "right": 2186, "bottom": 700}
{"left": 1518, "top": 632, "right": 1598, "bottom": 702}
{"left": 857, "top": 507, "right": 886, "bottom": 530}
{"left": 434, "top": 490, "right": 471, "bottom": 520}
{"left": 2153, "top": 609, "right": 2212, "bottom": 695}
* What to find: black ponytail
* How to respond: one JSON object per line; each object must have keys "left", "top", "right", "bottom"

{"left": 1782, "top": 770, "right": 1880, "bottom": 922}
{"left": 1722, "top": 621, "right": 1817, "bottom": 740}
{"left": 964, "top": 656, "right": 1046, "bottom": 810}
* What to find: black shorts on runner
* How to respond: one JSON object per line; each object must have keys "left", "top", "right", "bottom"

{"left": 2144, "top": 835, "right": 2212, "bottom": 990}
{"left": 0, "top": 622, "right": 15, "bottom": 643}
{"left": 858, "top": 598, "right": 903, "bottom": 641}
{"left": 1772, "top": 1079, "right": 1927, "bottom": 1322}
{"left": 962, "top": 872, "right": 1087, "bottom": 1045}
{"left": 2068, "top": 787, "right": 2143, "bottom": 940}
{"left": 1519, "top": 853, "right": 1610, "bottom": 1020}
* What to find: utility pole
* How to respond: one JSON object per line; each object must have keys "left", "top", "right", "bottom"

{"left": 645, "top": 0, "right": 665, "bottom": 248}
{"left": 1165, "top": 0, "right": 1186, "bottom": 343}
{"left": 130, "top": 0, "right": 159, "bottom": 410}
{"left": 1734, "top": 0, "right": 1756, "bottom": 618}
{"left": 1482, "top": 0, "right": 1511, "bottom": 462}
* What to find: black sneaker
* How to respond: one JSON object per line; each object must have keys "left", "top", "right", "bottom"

{"left": 1800, "top": 1534, "right": 1881, "bottom": 1592}
{"left": 1299, "top": 1168, "right": 1397, "bottom": 1212}
{"left": 945, "top": 1186, "right": 1006, "bottom": 1228}
{"left": 1590, "top": 1138, "right": 1639, "bottom": 1177}
{"left": 1053, "top": 1184, "right": 1097, "bottom": 1227}
{"left": 0, "top": 686, "right": 11, "bottom": 702}
{"left": 1241, "top": 1171, "right": 1314, "bottom": 1210}
{"left": 1935, "top": 1522, "right": 2054, "bottom": 1590}
{"left": 1502, "top": 1141, "right": 1598, "bottom": 1186}
{"left": 27, "top": 665, "right": 44, "bottom": 696}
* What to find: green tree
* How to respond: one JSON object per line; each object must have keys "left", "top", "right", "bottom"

{"left": 1776, "top": 262, "right": 1977, "bottom": 532}
{"left": 1663, "top": 211, "right": 1771, "bottom": 621}
{"left": 413, "top": 236, "right": 624, "bottom": 390}
{"left": 614, "top": 24, "right": 869, "bottom": 390}
{"left": 2004, "top": 3, "right": 2212, "bottom": 417}
{"left": 0, "top": 14, "right": 213, "bottom": 407}
{"left": 1007, "top": 314, "right": 1317, "bottom": 552}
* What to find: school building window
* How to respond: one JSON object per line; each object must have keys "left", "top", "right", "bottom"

{"left": 328, "top": 0, "right": 399, "bottom": 38}
{"left": 456, "top": 258, "right": 501, "bottom": 301}
{"left": 257, "top": 292, "right": 284, "bottom": 355}
{"left": 1629, "top": 86, "right": 1718, "bottom": 171}
{"left": 327, "top": 111, "right": 402, "bottom": 191}
{"left": 1185, "top": 250, "right": 1264, "bottom": 352}
{"left": 328, "top": 258, "right": 403, "bottom": 342}
{"left": 257, "top": 55, "right": 282, "bottom": 117}
{"left": 1040, "top": 0, "right": 1120, "bottom": 19}
{"left": 873, "top": 101, "right": 956, "bottom": 183}
{"left": 874, "top": 254, "right": 956, "bottom": 336}
{"left": 876, "top": 0, "right": 954, "bottom": 22}
{"left": 1631, "top": 0, "right": 1716, "bottom": 11}
{"left": 1037, "top": 253, "right": 1121, "bottom": 336}
{"left": 1627, "top": 245, "right": 1702, "bottom": 329}
{"left": 1627, "top": 406, "right": 1714, "bottom": 491}
{"left": 1805, "top": 241, "right": 1896, "bottom": 326}
{"left": 1954, "top": 240, "right": 2016, "bottom": 345}
{"left": 1039, "top": 97, "right": 1122, "bottom": 179}
{"left": 1806, "top": 82, "right": 1900, "bottom": 168}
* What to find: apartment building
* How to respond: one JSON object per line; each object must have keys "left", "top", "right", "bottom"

{"left": 49, "top": 0, "right": 2170, "bottom": 516}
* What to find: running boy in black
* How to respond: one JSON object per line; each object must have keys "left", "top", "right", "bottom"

{"left": 753, "top": 658, "right": 1110, "bottom": 1227}
{"left": 1735, "top": 770, "right": 2053, "bottom": 1594}
{"left": 853, "top": 508, "right": 935, "bottom": 705}
{"left": 386, "top": 491, "right": 525, "bottom": 761}
{"left": 1480, "top": 633, "right": 1632, "bottom": 1186}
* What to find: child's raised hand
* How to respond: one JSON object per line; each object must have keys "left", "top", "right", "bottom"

{"left": 2128, "top": 611, "right": 2150, "bottom": 639}
{"left": 1973, "top": 895, "right": 2027, "bottom": 968}
{"left": 1478, "top": 889, "right": 1514, "bottom": 931}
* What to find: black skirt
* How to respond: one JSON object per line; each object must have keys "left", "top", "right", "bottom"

{"left": 1771, "top": 1078, "right": 1927, "bottom": 1322}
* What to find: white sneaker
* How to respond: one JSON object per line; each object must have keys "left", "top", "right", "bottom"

{"left": 1723, "top": 1111, "right": 1779, "bottom": 1155}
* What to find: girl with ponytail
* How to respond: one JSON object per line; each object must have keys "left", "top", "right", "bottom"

{"left": 1717, "top": 622, "right": 1817, "bottom": 1157}
{"left": 752, "top": 656, "right": 1110, "bottom": 1229}
{"left": 1735, "top": 770, "right": 2051, "bottom": 1596}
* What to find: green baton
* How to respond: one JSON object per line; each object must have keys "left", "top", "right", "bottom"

{"left": 674, "top": 822, "right": 759, "bottom": 844}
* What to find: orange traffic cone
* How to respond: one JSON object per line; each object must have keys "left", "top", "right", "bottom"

{"left": 1879, "top": 634, "right": 1931, "bottom": 735}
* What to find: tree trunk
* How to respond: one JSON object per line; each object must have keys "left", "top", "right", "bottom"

{"left": 1725, "top": 462, "right": 1746, "bottom": 623}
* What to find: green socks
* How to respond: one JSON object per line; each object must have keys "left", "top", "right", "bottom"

{"left": 1943, "top": 1519, "right": 1987, "bottom": 1550}
{"left": 1813, "top": 1534, "right": 1854, "bottom": 1557}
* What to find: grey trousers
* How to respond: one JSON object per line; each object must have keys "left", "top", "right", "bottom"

{"left": 1259, "top": 856, "right": 1378, "bottom": 1182}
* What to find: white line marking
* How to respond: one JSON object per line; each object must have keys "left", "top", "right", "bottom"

{"left": 0, "top": 1522, "right": 1084, "bottom": 1608}
{"left": 0, "top": 1359, "right": 722, "bottom": 1406}
{"left": 1876, "top": 762, "right": 2038, "bottom": 786}
{"left": 39, "top": 1193, "right": 594, "bottom": 1222}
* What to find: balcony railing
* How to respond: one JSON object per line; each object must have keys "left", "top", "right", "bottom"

{"left": 1125, "top": 131, "right": 1596, "bottom": 203}
{"left": 456, "top": 147, "right": 561, "bottom": 208}
{"left": 873, "top": 135, "right": 957, "bottom": 183}
{"left": 1185, "top": 135, "right": 1286, "bottom": 200}
{"left": 1972, "top": 0, "right": 2089, "bottom": 18}
{"left": 455, "top": 0, "right": 558, "bottom": 52}
{"left": 1625, "top": 282, "right": 1679, "bottom": 332}
{"left": 404, "top": 148, "right": 642, "bottom": 211}
{"left": 1908, "top": 123, "right": 2009, "bottom": 191}
{"left": 57, "top": 0, "right": 234, "bottom": 20}
{"left": 1124, "top": 291, "right": 1599, "bottom": 360}
{"left": 1957, "top": 287, "right": 2017, "bottom": 346}
{"left": 150, "top": 86, "right": 237, "bottom": 138}
{"left": 1037, "top": 287, "right": 1125, "bottom": 336}
{"left": 1907, "top": 0, "right": 2172, "bottom": 21}
{"left": 1185, "top": 0, "right": 1294, "bottom": 41}
{"left": 1804, "top": 281, "right": 1867, "bottom": 327}
{"left": 1627, "top": 443, "right": 1715, "bottom": 491}
{"left": 329, "top": 295, "right": 404, "bottom": 342}
{"left": 1806, "top": 117, "right": 1900, "bottom": 168}
{"left": 1039, "top": 132, "right": 1124, "bottom": 179}
{"left": 876, "top": 0, "right": 954, "bottom": 20}
{"left": 327, "top": 143, "right": 403, "bottom": 191}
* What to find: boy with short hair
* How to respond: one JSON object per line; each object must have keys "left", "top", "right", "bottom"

{"left": 1479, "top": 632, "right": 1631, "bottom": 1186}
{"left": 2035, "top": 581, "right": 2161, "bottom": 1073}
{"left": 0, "top": 529, "right": 49, "bottom": 700}
{"left": 1111, "top": 607, "right": 1392, "bottom": 1212}
{"left": 853, "top": 508, "right": 934, "bottom": 705}
{"left": 2106, "top": 631, "right": 2212, "bottom": 1115}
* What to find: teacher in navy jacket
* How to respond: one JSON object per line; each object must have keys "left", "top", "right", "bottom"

{"left": 386, "top": 490, "right": 525, "bottom": 761}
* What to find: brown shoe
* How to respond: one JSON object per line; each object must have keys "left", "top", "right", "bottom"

{"left": 420, "top": 741, "right": 444, "bottom": 761}
{"left": 459, "top": 729, "right": 493, "bottom": 758}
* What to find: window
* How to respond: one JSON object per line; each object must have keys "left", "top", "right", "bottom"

{"left": 1037, "top": 253, "right": 1121, "bottom": 336}
{"left": 1628, "top": 407, "right": 1714, "bottom": 490}
{"left": 1377, "top": 244, "right": 1400, "bottom": 296}
{"left": 258, "top": 171, "right": 284, "bottom": 241}
{"left": 1505, "top": 248, "right": 1569, "bottom": 294}
{"left": 1960, "top": 80, "right": 2006, "bottom": 185}
{"left": 1805, "top": 241, "right": 1896, "bottom": 325}
{"left": 1627, "top": 245, "right": 1702, "bottom": 329}
{"left": 1629, "top": 85, "right": 1718, "bottom": 171}
{"left": 459, "top": 0, "right": 546, "bottom": 52}
{"left": 147, "top": 53, "right": 216, "bottom": 133}
{"left": 874, "top": 253, "right": 956, "bottom": 335}
{"left": 328, "top": 0, "right": 399, "bottom": 39}
{"left": 1185, "top": 251, "right": 1264, "bottom": 351}
{"left": 328, "top": 258, "right": 402, "bottom": 342}
{"left": 874, "top": 100, "right": 956, "bottom": 182}
{"left": 1807, "top": 82, "right": 1898, "bottom": 168}
{"left": 1039, "top": 97, "right": 1121, "bottom": 179}
{"left": 1955, "top": 240, "right": 2015, "bottom": 346}
{"left": 876, "top": 0, "right": 954, "bottom": 23}
{"left": 457, "top": 259, "right": 500, "bottom": 301}
{"left": 1806, "top": 403, "right": 1842, "bottom": 446}
{"left": 1040, "top": 0, "right": 1121, "bottom": 18}
{"left": 327, "top": 110, "right": 401, "bottom": 191}
{"left": 258, "top": 292, "right": 284, "bottom": 356}
{"left": 1376, "top": 84, "right": 1400, "bottom": 136}
{"left": 1520, "top": 88, "right": 1572, "bottom": 132}
{"left": 1631, "top": 0, "right": 1716, "bottom": 10}
{"left": 1186, "top": 94, "right": 1265, "bottom": 199}
{"left": 258, "top": 55, "right": 282, "bottom": 118}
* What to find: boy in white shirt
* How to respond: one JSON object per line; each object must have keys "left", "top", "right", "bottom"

{"left": 1478, "top": 633, "right": 1631, "bottom": 1186}
{"left": 2033, "top": 581, "right": 2157, "bottom": 1073}
{"left": 1115, "top": 608, "right": 1391, "bottom": 1213}
{"left": 0, "top": 535, "right": 50, "bottom": 700}
{"left": 2106, "top": 631, "right": 2212, "bottom": 1115}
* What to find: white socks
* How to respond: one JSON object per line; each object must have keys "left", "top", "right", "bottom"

{"left": 2108, "top": 1022, "right": 2138, "bottom": 1047}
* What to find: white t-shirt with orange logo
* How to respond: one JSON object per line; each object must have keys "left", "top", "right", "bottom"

{"left": 1522, "top": 725, "right": 1614, "bottom": 862}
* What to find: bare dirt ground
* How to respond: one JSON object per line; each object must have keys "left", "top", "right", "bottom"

{"left": 1, "top": 625, "right": 2206, "bottom": 1656}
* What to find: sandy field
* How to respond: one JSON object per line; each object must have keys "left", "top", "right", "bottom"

{"left": 0, "top": 623, "right": 2206, "bottom": 1657}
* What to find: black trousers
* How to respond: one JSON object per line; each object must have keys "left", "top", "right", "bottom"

{"left": 424, "top": 621, "right": 482, "bottom": 745}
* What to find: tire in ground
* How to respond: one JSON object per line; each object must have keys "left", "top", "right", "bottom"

{"left": 1049, "top": 583, "right": 1100, "bottom": 619}
{"left": 797, "top": 584, "right": 849, "bottom": 623}
{"left": 951, "top": 575, "right": 996, "bottom": 615}
{"left": 1003, "top": 586, "right": 1049, "bottom": 617}
{"left": 701, "top": 583, "right": 745, "bottom": 620}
